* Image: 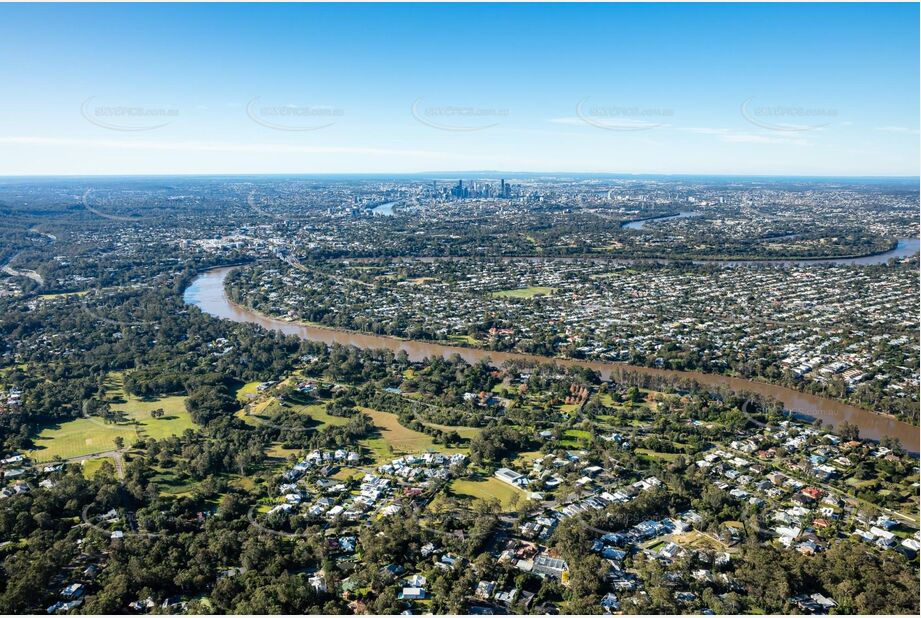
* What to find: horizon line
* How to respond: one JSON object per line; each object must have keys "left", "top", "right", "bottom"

{"left": 1, "top": 171, "right": 919, "bottom": 181}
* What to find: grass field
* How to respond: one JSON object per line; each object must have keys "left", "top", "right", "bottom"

{"left": 635, "top": 448, "right": 681, "bottom": 462}
{"left": 599, "top": 391, "right": 658, "bottom": 412}
{"left": 301, "top": 403, "right": 351, "bottom": 427}
{"left": 512, "top": 450, "right": 544, "bottom": 467}
{"left": 449, "top": 477, "right": 524, "bottom": 508}
{"left": 358, "top": 407, "right": 467, "bottom": 462}
{"left": 599, "top": 393, "right": 618, "bottom": 407}
{"left": 28, "top": 373, "right": 194, "bottom": 462}
{"left": 235, "top": 381, "right": 264, "bottom": 402}
{"left": 81, "top": 457, "right": 115, "bottom": 478}
{"left": 38, "top": 290, "right": 89, "bottom": 300}
{"left": 30, "top": 418, "right": 140, "bottom": 462}
{"left": 491, "top": 382, "right": 514, "bottom": 395}
{"left": 248, "top": 399, "right": 464, "bottom": 463}
{"left": 560, "top": 429, "right": 592, "bottom": 448}
{"left": 422, "top": 421, "right": 483, "bottom": 441}
{"left": 266, "top": 443, "right": 301, "bottom": 459}
{"left": 332, "top": 467, "right": 363, "bottom": 482}
{"left": 230, "top": 474, "right": 258, "bottom": 492}
{"left": 444, "top": 334, "right": 480, "bottom": 346}
{"left": 670, "top": 531, "right": 728, "bottom": 551}
{"left": 491, "top": 286, "right": 556, "bottom": 299}
{"left": 149, "top": 468, "right": 198, "bottom": 497}
{"left": 236, "top": 397, "right": 271, "bottom": 425}
{"left": 242, "top": 400, "right": 350, "bottom": 430}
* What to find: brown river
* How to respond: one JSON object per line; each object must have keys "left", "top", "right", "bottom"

{"left": 184, "top": 266, "right": 919, "bottom": 452}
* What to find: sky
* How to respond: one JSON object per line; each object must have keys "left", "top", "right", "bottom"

{"left": 0, "top": 2, "right": 918, "bottom": 177}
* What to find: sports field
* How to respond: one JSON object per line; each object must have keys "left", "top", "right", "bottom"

{"left": 28, "top": 374, "right": 193, "bottom": 462}
{"left": 491, "top": 286, "right": 555, "bottom": 299}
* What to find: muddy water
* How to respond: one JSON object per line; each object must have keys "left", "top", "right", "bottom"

{"left": 622, "top": 211, "right": 699, "bottom": 230}
{"left": 340, "top": 238, "right": 919, "bottom": 268}
{"left": 184, "top": 267, "right": 919, "bottom": 452}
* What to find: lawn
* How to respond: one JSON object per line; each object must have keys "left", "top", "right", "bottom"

{"left": 491, "top": 286, "right": 556, "bottom": 299}
{"left": 449, "top": 477, "right": 524, "bottom": 509}
{"left": 635, "top": 448, "right": 681, "bottom": 462}
{"left": 112, "top": 394, "right": 193, "bottom": 438}
{"left": 28, "top": 373, "right": 194, "bottom": 462}
{"left": 235, "top": 381, "right": 264, "bottom": 402}
{"left": 444, "top": 334, "right": 480, "bottom": 346}
{"left": 301, "top": 402, "right": 351, "bottom": 427}
{"left": 599, "top": 393, "right": 618, "bottom": 407}
{"left": 358, "top": 407, "right": 466, "bottom": 463}
{"left": 266, "top": 443, "right": 301, "bottom": 460}
{"left": 30, "top": 418, "right": 141, "bottom": 462}
{"left": 229, "top": 474, "right": 259, "bottom": 492}
{"left": 422, "top": 421, "right": 483, "bottom": 441}
{"left": 512, "top": 450, "right": 545, "bottom": 467}
{"left": 149, "top": 468, "right": 199, "bottom": 497}
{"left": 558, "top": 428, "right": 593, "bottom": 448}
{"left": 332, "top": 467, "right": 364, "bottom": 482}
{"left": 236, "top": 398, "right": 271, "bottom": 425}
{"left": 243, "top": 400, "right": 350, "bottom": 430}
{"left": 38, "top": 290, "right": 89, "bottom": 300}
{"left": 491, "top": 383, "right": 514, "bottom": 395}
{"left": 81, "top": 457, "right": 116, "bottom": 479}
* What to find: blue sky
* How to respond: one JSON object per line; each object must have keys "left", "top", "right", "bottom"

{"left": 0, "top": 2, "right": 918, "bottom": 176}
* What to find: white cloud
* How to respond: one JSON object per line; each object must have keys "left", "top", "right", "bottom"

{"left": 676, "top": 127, "right": 730, "bottom": 135}
{"left": 719, "top": 133, "right": 809, "bottom": 146}
{"left": 876, "top": 126, "right": 919, "bottom": 134}
{"left": 548, "top": 116, "right": 668, "bottom": 130}
{"left": 547, "top": 117, "right": 585, "bottom": 126}
{"left": 674, "top": 127, "right": 809, "bottom": 145}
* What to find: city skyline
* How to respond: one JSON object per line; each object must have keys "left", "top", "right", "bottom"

{"left": 0, "top": 2, "right": 918, "bottom": 177}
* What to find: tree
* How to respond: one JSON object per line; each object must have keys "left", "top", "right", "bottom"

{"left": 838, "top": 420, "right": 859, "bottom": 441}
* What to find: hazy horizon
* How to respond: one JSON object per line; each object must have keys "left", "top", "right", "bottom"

{"left": 0, "top": 2, "right": 918, "bottom": 176}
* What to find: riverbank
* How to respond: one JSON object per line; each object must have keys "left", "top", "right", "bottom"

{"left": 184, "top": 266, "right": 920, "bottom": 452}
{"left": 621, "top": 211, "right": 699, "bottom": 230}
{"left": 229, "top": 294, "right": 912, "bottom": 427}
{"left": 333, "top": 238, "right": 918, "bottom": 267}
